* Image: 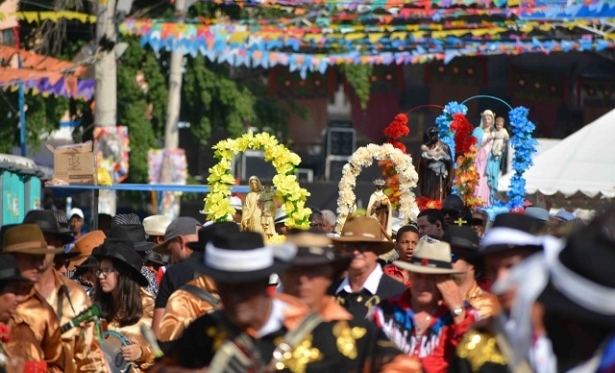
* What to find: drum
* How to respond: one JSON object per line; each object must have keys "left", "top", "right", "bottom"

{"left": 101, "top": 331, "right": 132, "bottom": 373}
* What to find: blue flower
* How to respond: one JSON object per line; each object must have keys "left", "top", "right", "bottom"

{"left": 505, "top": 107, "right": 537, "bottom": 209}
{"left": 435, "top": 101, "right": 468, "bottom": 163}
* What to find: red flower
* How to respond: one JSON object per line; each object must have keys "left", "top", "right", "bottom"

{"left": 0, "top": 323, "right": 10, "bottom": 343}
{"left": 389, "top": 140, "right": 407, "bottom": 153}
{"left": 450, "top": 113, "right": 476, "bottom": 154}
{"left": 420, "top": 258, "right": 429, "bottom": 266}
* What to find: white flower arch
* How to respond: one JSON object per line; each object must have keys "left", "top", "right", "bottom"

{"left": 335, "top": 143, "right": 419, "bottom": 233}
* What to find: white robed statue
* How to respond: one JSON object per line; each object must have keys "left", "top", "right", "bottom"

{"left": 366, "top": 179, "right": 393, "bottom": 238}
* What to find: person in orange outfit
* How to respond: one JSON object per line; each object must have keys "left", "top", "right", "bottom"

{"left": 3, "top": 225, "right": 65, "bottom": 373}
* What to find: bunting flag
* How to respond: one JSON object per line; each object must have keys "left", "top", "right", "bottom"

{"left": 0, "top": 11, "right": 96, "bottom": 24}
{"left": 0, "top": 67, "right": 94, "bottom": 99}
{"left": 201, "top": 0, "right": 615, "bottom": 11}
{"left": 131, "top": 36, "right": 615, "bottom": 78}
{"left": 120, "top": 18, "right": 611, "bottom": 53}
{"left": 0, "top": 46, "right": 88, "bottom": 76}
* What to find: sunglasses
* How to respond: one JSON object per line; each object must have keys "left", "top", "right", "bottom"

{"left": 451, "top": 252, "right": 459, "bottom": 263}
{"left": 442, "top": 209, "right": 461, "bottom": 218}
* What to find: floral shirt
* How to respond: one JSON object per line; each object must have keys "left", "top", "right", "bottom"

{"left": 369, "top": 288, "right": 476, "bottom": 373}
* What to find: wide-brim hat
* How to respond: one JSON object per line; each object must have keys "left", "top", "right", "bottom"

{"left": 394, "top": 236, "right": 464, "bottom": 275}
{"left": 186, "top": 222, "right": 240, "bottom": 251}
{"left": 285, "top": 232, "right": 352, "bottom": 277}
{"left": 442, "top": 226, "right": 480, "bottom": 252}
{"left": 0, "top": 254, "right": 34, "bottom": 283}
{"left": 106, "top": 225, "right": 155, "bottom": 252}
{"left": 479, "top": 213, "right": 544, "bottom": 254}
{"left": 69, "top": 230, "right": 106, "bottom": 270}
{"left": 3, "top": 224, "right": 64, "bottom": 255}
{"left": 92, "top": 238, "right": 149, "bottom": 287}
{"left": 144, "top": 252, "right": 167, "bottom": 266}
{"left": 23, "top": 210, "right": 73, "bottom": 245}
{"left": 142, "top": 215, "right": 172, "bottom": 237}
{"left": 331, "top": 216, "right": 394, "bottom": 254}
{"left": 199, "top": 231, "right": 296, "bottom": 283}
{"left": 75, "top": 256, "right": 99, "bottom": 271}
{"left": 537, "top": 215, "right": 615, "bottom": 327}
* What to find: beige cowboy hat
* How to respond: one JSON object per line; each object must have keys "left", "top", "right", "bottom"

{"left": 68, "top": 230, "right": 106, "bottom": 270}
{"left": 394, "top": 236, "right": 465, "bottom": 275}
{"left": 331, "top": 216, "right": 394, "bottom": 255}
{"left": 3, "top": 224, "right": 64, "bottom": 255}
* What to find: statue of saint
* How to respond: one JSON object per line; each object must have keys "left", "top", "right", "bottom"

{"left": 366, "top": 179, "right": 393, "bottom": 238}
{"left": 418, "top": 127, "right": 453, "bottom": 201}
{"left": 486, "top": 116, "right": 510, "bottom": 204}
{"left": 473, "top": 110, "right": 495, "bottom": 204}
{"left": 241, "top": 176, "right": 263, "bottom": 233}
{"left": 259, "top": 184, "right": 276, "bottom": 238}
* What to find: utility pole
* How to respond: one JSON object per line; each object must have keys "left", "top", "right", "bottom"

{"left": 95, "top": 0, "right": 118, "bottom": 216}
{"left": 160, "top": 0, "right": 187, "bottom": 219}
{"left": 164, "top": 0, "right": 187, "bottom": 150}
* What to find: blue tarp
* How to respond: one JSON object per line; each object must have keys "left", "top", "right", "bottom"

{"left": 47, "top": 184, "right": 251, "bottom": 198}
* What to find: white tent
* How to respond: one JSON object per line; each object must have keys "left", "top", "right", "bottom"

{"left": 498, "top": 109, "right": 615, "bottom": 199}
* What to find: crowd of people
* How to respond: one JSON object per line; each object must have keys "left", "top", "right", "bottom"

{"left": 0, "top": 194, "right": 613, "bottom": 373}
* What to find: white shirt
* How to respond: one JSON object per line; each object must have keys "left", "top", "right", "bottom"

{"left": 257, "top": 298, "right": 289, "bottom": 338}
{"left": 335, "top": 264, "right": 383, "bottom": 295}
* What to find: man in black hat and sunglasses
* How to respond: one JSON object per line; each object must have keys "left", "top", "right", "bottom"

{"left": 443, "top": 226, "right": 499, "bottom": 320}
{"left": 453, "top": 213, "right": 544, "bottom": 373}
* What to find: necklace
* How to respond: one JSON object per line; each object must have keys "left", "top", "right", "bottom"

{"left": 414, "top": 306, "right": 438, "bottom": 336}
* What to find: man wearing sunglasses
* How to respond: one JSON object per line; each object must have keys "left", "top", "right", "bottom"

{"left": 442, "top": 226, "right": 499, "bottom": 320}
{"left": 441, "top": 194, "right": 466, "bottom": 229}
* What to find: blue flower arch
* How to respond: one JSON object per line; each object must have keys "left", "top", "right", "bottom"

{"left": 437, "top": 95, "right": 537, "bottom": 220}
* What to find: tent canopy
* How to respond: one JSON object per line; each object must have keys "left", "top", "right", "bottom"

{"left": 498, "top": 109, "right": 615, "bottom": 199}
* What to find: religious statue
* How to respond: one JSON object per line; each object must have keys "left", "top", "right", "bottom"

{"left": 473, "top": 110, "right": 495, "bottom": 204}
{"left": 241, "top": 176, "right": 263, "bottom": 233}
{"left": 366, "top": 179, "right": 393, "bottom": 237}
{"left": 418, "top": 127, "right": 453, "bottom": 201}
{"left": 486, "top": 116, "right": 510, "bottom": 204}
{"left": 259, "top": 184, "right": 276, "bottom": 238}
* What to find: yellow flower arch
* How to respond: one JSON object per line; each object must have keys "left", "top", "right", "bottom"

{"left": 204, "top": 132, "right": 312, "bottom": 228}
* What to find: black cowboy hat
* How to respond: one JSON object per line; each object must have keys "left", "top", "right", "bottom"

{"left": 186, "top": 222, "right": 240, "bottom": 251}
{"left": 144, "top": 252, "right": 167, "bottom": 266}
{"left": 106, "top": 225, "right": 155, "bottom": 252}
{"left": 480, "top": 213, "right": 544, "bottom": 254}
{"left": 285, "top": 231, "right": 352, "bottom": 278}
{"left": 23, "top": 210, "right": 74, "bottom": 245}
{"left": 442, "top": 225, "right": 480, "bottom": 251}
{"left": 198, "top": 231, "right": 296, "bottom": 283}
{"left": 0, "top": 254, "right": 33, "bottom": 283}
{"left": 92, "top": 238, "right": 149, "bottom": 287}
{"left": 538, "top": 214, "right": 615, "bottom": 327}
{"left": 75, "top": 256, "right": 99, "bottom": 270}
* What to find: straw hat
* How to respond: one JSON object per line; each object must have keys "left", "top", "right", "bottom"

{"left": 394, "top": 236, "right": 464, "bottom": 275}
{"left": 331, "top": 216, "right": 394, "bottom": 254}
{"left": 3, "top": 224, "right": 63, "bottom": 255}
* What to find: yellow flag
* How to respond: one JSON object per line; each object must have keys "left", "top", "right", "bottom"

{"left": 368, "top": 33, "right": 385, "bottom": 44}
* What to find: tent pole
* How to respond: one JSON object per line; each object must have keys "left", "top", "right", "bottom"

{"left": 92, "top": 189, "right": 99, "bottom": 230}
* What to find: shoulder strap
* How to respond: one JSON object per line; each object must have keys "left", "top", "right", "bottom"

{"left": 180, "top": 284, "right": 220, "bottom": 306}
{"left": 266, "top": 312, "right": 324, "bottom": 371}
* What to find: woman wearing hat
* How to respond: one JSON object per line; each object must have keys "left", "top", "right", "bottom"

{"left": 369, "top": 236, "right": 477, "bottom": 373}
{"left": 93, "top": 238, "right": 155, "bottom": 373}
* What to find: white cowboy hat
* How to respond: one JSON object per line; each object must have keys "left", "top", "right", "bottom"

{"left": 142, "top": 215, "right": 172, "bottom": 237}
{"left": 394, "top": 236, "right": 465, "bottom": 275}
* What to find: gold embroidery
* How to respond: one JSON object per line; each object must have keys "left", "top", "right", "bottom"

{"left": 205, "top": 326, "right": 227, "bottom": 351}
{"left": 457, "top": 331, "right": 507, "bottom": 372}
{"left": 335, "top": 296, "right": 346, "bottom": 306}
{"left": 364, "top": 295, "right": 381, "bottom": 310}
{"left": 276, "top": 334, "right": 322, "bottom": 373}
{"left": 333, "top": 321, "right": 367, "bottom": 360}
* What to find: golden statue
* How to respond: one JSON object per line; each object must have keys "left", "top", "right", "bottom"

{"left": 241, "top": 176, "right": 263, "bottom": 233}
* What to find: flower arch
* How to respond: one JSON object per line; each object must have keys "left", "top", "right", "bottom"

{"left": 335, "top": 143, "right": 419, "bottom": 233}
{"left": 204, "top": 132, "right": 311, "bottom": 229}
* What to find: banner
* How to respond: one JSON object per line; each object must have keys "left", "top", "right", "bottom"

{"left": 94, "top": 126, "right": 130, "bottom": 183}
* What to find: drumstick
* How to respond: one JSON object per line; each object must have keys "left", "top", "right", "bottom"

{"left": 141, "top": 324, "right": 164, "bottom": 358}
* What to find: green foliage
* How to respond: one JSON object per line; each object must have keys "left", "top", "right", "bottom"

{"left": 342, "top": 64, "right": 373, "bottom": 109}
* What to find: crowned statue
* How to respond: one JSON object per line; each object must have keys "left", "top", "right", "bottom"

{"left": 241, "top": 176, "right": 264, "bottom": 233}
{"left": 418, "top": 127, "right": 453, "bottom": 201}
{"left": 366, "top": 179, "right": 393, "bottom": 238}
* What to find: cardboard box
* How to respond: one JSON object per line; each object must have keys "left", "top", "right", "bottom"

{"left": 48, "top": 142, "right": 97, "bottom": 185}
